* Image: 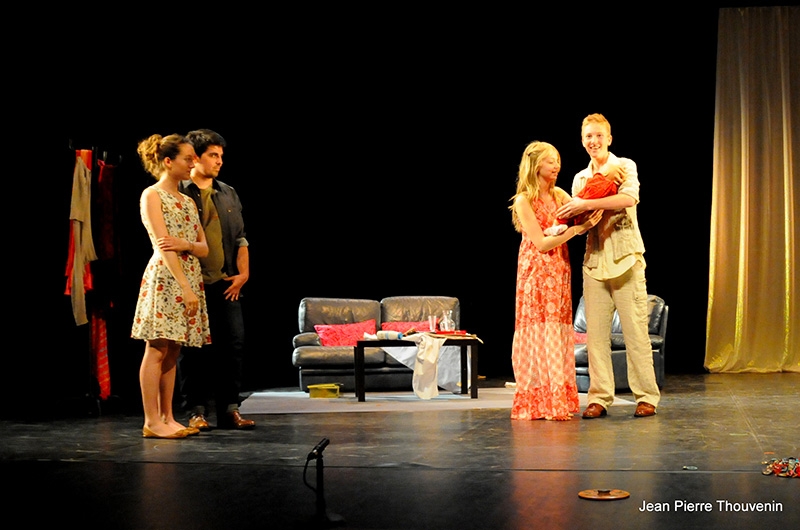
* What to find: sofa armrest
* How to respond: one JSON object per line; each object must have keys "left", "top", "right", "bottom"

{"left": 293, "top": 332, "right": 321, "bottom": 348}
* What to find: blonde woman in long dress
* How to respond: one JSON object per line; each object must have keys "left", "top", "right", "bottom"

{"left": 509, "top": 141, "right": 601, "bottom": 420}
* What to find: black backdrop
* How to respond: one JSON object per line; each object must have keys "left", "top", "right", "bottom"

{"left": 18, "top": 5, "right": 742, "bottom": 415}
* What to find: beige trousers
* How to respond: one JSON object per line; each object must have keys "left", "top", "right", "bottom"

{"left": 583, "top": 262, "right": 661, "bottom": 409}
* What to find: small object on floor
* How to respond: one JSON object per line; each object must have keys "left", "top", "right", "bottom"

{"left": 578, "top": 489, "right": 630, "bottom": 501}
{"left": 504, "top": 381, "right": 516, "bottom": 389}
{"left": 218, "top": 410, "right": 255, "bottom": 430}
{"left": 762, "top": 457, "right": 799, "bottom": 477}
{"left": 582, "top": 403, "right": 607, "bottom": 419}
{"left": 142, "top": 426, "right": 189, "bottom": 439}
{"left": 308, "top": 383, "right": 343, "bottom": 398}
{"left": 189, "top": 414, "right": 211, "bottom": 431}
{"left": 634, "top": 402, "right": 657, "bottom": 417}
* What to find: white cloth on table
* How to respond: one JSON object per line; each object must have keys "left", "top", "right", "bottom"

{"left": 384, "top": 334, "right": 471, "bottom": 399}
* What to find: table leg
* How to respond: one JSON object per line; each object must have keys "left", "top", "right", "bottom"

{"left": 460, "top": 344, "right": 469, "bottom": 395}
{"left": 354, "top": 344, "right": 366, "bottom": 402}
{"left": 470, "top": 342, "right": 479, "bottom": 399}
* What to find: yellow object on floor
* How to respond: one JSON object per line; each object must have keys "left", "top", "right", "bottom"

{"left": 308, "top": 383, "right": 343, "bottom": 398}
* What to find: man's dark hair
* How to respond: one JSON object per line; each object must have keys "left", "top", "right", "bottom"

{"left": 186, "top": 129, "right": 227, "bottom": 157}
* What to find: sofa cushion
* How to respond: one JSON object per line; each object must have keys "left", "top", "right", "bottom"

{"left": 314, "top": 319, "right": 376, "bottom": 347}
{"left": 293, "top": 346, "right": 386, "bottom": 367}
{"left": 574, "top": 343, "right": 589, "bottom": 366}
{"left": 610, "top": 334, "right": 626, "bottom": 349}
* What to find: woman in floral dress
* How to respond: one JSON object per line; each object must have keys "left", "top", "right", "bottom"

{"left": 509, "top": 141, "right": 602, "bottom": 420}
{"left": 132, "top": 133, "right": 210, "bottom": 438}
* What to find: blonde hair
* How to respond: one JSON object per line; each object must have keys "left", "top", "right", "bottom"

{"left": 509, "top": 141, "right": 564, "bottom": 232}
{"left": 581, "top": 113, "right": 611, "bottom": 137}
{"left": 137, "top": 133, "right": 189, "bottom": 179}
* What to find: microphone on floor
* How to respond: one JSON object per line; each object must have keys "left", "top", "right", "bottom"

{"left": 307, "top": 437, "right": 330, "bottom": 460}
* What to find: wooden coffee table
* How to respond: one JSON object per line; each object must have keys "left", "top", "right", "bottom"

{"left": 354, "top": 336, "right": 481, "bottom": 402}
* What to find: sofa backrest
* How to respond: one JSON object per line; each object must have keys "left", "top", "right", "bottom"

{"left": 380, "top": 296, "right": 460, "bottom": 328}
{"left": 298, "top": 298, "right": 381, "bottom": 333}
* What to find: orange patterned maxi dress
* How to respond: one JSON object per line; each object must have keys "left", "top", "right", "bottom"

{"left": 511, "top": 197, "right": 579, "bottom": 420}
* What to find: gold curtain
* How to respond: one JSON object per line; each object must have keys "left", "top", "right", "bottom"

{"left": 705, "top": 6, "right": 800, "bottom": 373}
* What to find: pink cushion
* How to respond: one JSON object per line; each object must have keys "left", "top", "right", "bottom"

{"left": 314, "top": 319, "right": 377, "bottom": 347}
{"left": 574, "top": 331, "right": 587, "bottom": 344}
{"left": 381, "top": 320, "right": 434, "bottom": 333}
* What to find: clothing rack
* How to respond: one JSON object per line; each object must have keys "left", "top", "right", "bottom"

{"left": 68, "top": 139, "right": 123, "bottom": 166}
{"left": 65, "top": 138, "right": 121, "bottom": 412}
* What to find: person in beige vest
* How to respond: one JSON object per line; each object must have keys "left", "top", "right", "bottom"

{"left": 555, "top": 113, "right": 660, "bottom": 418}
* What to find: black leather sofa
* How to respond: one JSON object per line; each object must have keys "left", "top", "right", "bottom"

{"left": 573, "top": 294, "right": 668, "bottom": 392}
{"left": 291, "top": 296, "right": 460, "bottom": 392}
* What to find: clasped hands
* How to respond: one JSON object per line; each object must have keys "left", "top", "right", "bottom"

{"left": 556, "top": 166, "right": 625, "bottom": 221}
{"left": 555, "top": 197, "right": 589, "bottom": 221}
{"left": 555, "top": 199, "right": 604, "bottom": 235}
{"left": 157, "top": 235, "right": 193, "bottom": 253}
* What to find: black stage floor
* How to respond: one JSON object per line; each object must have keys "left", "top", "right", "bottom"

{"left": 2, "top": 373, "right": 797, "bottom": 529}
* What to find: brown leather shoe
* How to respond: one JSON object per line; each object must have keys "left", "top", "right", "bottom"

{"left": 179, "top": 427, "right": 200, "bottom": 436}
{"left": 582, "top": 403, "right": 607, "bottom": 419}
{"left": 218, "top": 410, "right": 255, "bottom": 430}
{"left": 189, "top": 414, "right": 211, "bottom": 431}
{"left": 634, "top": 402, "right": 657, "bottom": 417}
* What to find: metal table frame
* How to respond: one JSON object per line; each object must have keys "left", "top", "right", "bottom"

{"left": 354, "top": 337, "right": 480, "bottom": 402}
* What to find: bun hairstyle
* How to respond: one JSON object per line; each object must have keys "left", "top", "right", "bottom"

{"left": 137, "top": 133, "right": 189, "bottom": 178}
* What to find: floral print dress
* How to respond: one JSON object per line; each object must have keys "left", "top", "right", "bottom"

{"left": 511, "top": 196, "right": 579, "bottom": 420}
{"left": 131, "top": 187, "right": 210, "bottom": 348}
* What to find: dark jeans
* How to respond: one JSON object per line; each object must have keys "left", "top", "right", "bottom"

{"left": 180, "top": 280, "right": 245, "bottom": 416}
